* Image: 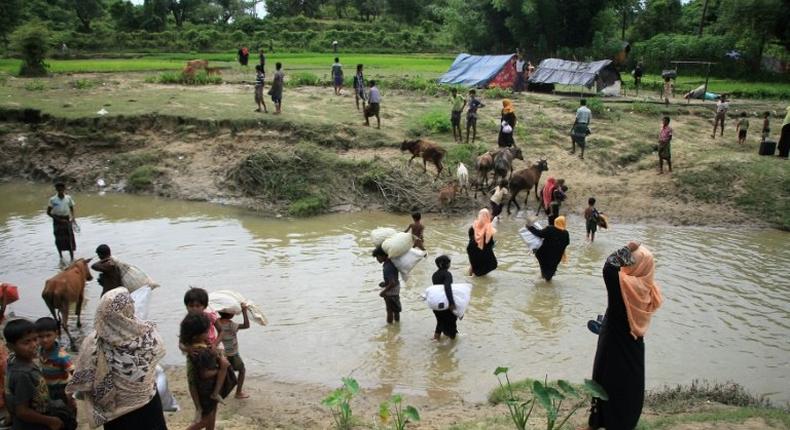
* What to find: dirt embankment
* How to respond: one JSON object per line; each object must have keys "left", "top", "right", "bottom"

{"left": 0, "top": 106, "right": 784, "bottom": 228}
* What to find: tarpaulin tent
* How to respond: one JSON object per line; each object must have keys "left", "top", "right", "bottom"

{"left": 438, "top": 53, "right": 517, "bottom": 88}
{"left": 528, "top": 58, "right": 621, "bottom": 90}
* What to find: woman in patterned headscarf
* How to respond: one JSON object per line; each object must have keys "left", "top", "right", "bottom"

{"left": 584, "top": 242, "right": 663, "bottom": 430}
{"left": 466, "top": 208, "right": 498, "bottom": 276}
{"left": 66, "top": 287, "right": 167, "bottom": 430}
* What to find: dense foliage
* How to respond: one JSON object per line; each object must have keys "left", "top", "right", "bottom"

{"left": 0, "top": 0, "right": 787, "bottom": 77}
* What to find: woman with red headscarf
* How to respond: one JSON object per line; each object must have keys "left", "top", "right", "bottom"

{"left": 466, "top": 209, "right": 498, "bottom": 276}
{"left": 584, "top": 242, "right": 663, "bottom": 430}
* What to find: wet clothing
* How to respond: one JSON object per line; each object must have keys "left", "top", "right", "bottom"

{"left": 52, "top": 217, "right": 75, "bottom": 252}
{"left": 490, "top": 186, "right": 509, "bottom": 218}
{"left": 92, "top": 258, "right": 123, "bottom": 296}
{"left": 187, "top": 345, "right": 221, "bottom": 417}
{"left": 588, "top": 262, "right": 646, "bottom": 430}
{"left": 585, "top": 207, "right": 600, "bottom": 235}
{"left": 466, "top": 227, "right": 497, "bottom": 276}
{"left": 381, "top": 260, "right": 400, "bottom": 296}
{"left": 548, "top": 187, "right": 566, "bottom": 225}
{"left": 431, "top": 268, "right": 457, "bottom": 338}
{"left": 527, "top": 225, "right": 569, "bottom": 281}
{"left": 498, "top": 112, "right": 516, "bottom": 147}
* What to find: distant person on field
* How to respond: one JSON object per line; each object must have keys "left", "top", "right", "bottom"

{"left": 217, "top": 305, "right": 250, "bottom": 399}
{"left": 268, "top": 62, "right": 284, "bottom": 115}
{"left": 254, "top": 64, "right": 268, "bottom": 113}
{"left": 711, "top": 95, "right": 729, "bottom": 139}
{"left": 466, "top": 89, "right": 484, "bottom": 143}
{"left": 736, "top": 112, "right": 749, "bottom": 145}
{"left": 526, "top": 61, "right": 535, "bottom": 82}
{"left": 364, "top": 80, "right": 381, "bottom": 129}
{"left": 633, "top": 62, "right": 643, "bottom": 95}
{"left": 404, "top": 212, "right": 425, "bottom": 250}
{"left": 353, "top": 64, "right": 366, "bottom": 110}
{"left": 331, "top": 57, "right": 343, "bottom": 96}
{"left": 449, "top": 88, "right": 466, "bottom": 143}
{"left": 662, "top": 76, "right": 672, "bottom": 105}
{"left": 498, "top": 99, "right": 517, "bottom": 148}
{"left": 332, "top": 40, "right": 338, "bottom": 53}
{"left": 571, "top": 99, "right": 591, "bottom": 159}
{"left": 238, "top": 46, "right": 249, "bottom": 66}
{"left": 513, "top": 52, "right": 526, "bottom": 92}
{"left": 373, "top": 246, "right": 401, "bottom": 324}
{"left": 761, "top": 111, "right": 770, "bottom": 143}
{"left": 658, "top": 116, "right": 673, "bottom": 174}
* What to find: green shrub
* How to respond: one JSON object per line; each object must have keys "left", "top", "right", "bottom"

{"left": 322, "top": 377, "right": 359, "bottom": 430}
{"left": 288, "top": 72, "right": 322, "bottom": 87}
{"left": 72, "top": 79, "right": 96, "bottom": 90}
{"left": 483, "top": 87, "right": 513, "bottom": 99}
{"left": 24, "top": 80, "right": 46, "bottom": 91}
{"left": 288, "top": 194, "right": 329, "bottom": 217}
{"left": 127, "top": 165, "right": 159, "bottom": 191}
{"left": 110, "top": 151, "right": 162, "bottom": 171}
{"left": 417, "top": 109, "right": 451, "bottom": 134}
{"left": 150, "top": 70, "right": 221, "bottom": 85}
{"left": 10, "top": 22, "right": 50, "bottom": 77}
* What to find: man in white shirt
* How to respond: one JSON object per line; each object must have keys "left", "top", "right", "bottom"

{"left": 364, "top": 80, "right": 381, "bottom": 129}
{"left": 711, "top": 95, "right": 729, "bottom": 139}
{"left": 571, "top": 99, "right": 592, "bottom": 159}
{"left": 46, "top": 182, "right": 76, "bottom": 261}
{"left": 514, "top": 53, "right": 526, "bottom": 92}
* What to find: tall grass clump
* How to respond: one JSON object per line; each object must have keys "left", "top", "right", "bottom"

{"left": 414, "top": 109, "right": 451, "bottom": 135}
{"left": 148, "top": 70, "right": 221, "bottom": 85}
{"left": 10, "top": 22, "right": 50, "bottom": 77}
{"left": 127, "top": 165, "right": 160, "bottom": 191}
{"left": 288, "top": 72, "right": 322, "bottom": 86}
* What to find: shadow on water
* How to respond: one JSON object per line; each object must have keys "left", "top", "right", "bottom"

{"left": 0, "top": 182, "right": 789, "bottom": 403}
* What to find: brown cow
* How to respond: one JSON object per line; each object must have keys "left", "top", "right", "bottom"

{"left": 474, "top": 151, "right": 494, "bottom": 198}
{"left": 506, "top": 159, "right": 549, "bottom": 214}
{"left": 400, "top": 139, "right": 447, "bottom": 179}
{"left": 183, "top": 59, "right": 209, "bottom": 77}
{"left": 42, "top": 258, "right": 93, "bottom": 350}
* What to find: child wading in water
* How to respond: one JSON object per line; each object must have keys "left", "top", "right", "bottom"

{"left": 431, "top": 255, "right": 457, "bottom": 341}
{"left": 736, "top": 112, "right": 749, "bottom": 145}
{"left": 181, "top": 313, "right": 234, "bottom": 430}
{"left": 404, "top": 212, "right": 425, "bottom": 250}
{"left": 466, "top": 89, "right": 484, "bottom": 143}
{"left": 373, "top": 246, "right": 400, "bottom": 324}
{"left": 217, "top": 306, "right": 250, "bottom": 399}
{"left": 183, "top": 289, "right": 230, "bottom": 415}
{"left": 584, "top": 197, "right": 601, "bottom": 243}
{"left": 658, "top": 116, "right": 673, "bottom": 174}
{"left": 254, "top": 64, "right": 268, "bottom": 113}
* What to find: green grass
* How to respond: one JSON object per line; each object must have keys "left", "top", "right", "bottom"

{"left": 24, "top": 80, "right": 46, "bottom": 91}
{"left": 288, "top": 194, "right": 330, "bottom": 216}
{"left": 635, "top": 407, "right": 790, "bottom": 430}
{"left": 127, "top": 165, "right": 160, "bottom": 191}
{"left": 147, "top": 70, "right": 222, "bottom": 85}
{"left": 631, "top": 73, "right": 790, "bottom": 100}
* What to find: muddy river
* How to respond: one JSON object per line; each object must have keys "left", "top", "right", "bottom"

{"left": 0, "top": 183, "right": 788, "bottom": 403}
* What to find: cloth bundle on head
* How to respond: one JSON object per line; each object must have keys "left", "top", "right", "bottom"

{"left": 553, "top": 216, "right": 569, "bottom": 263}
{"left": 614, "top": 246, "right": 663, "bottom": 339}
{"left": 502, "top": 99, "right": 514, "bottom": 114}
{"left": 473, "top": 208, "right": 496, "bottom": 250}
{"left": 66, "top": 287, "right": 165, "bottom": 428}
{"left": 542, "top": 177, "right": 557, "bottom": 210}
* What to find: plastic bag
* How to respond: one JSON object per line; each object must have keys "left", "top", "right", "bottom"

{"left": 518, "top": 222, "right": 544, "bottom": 251}
{"left": 130, "top": 286, "right": 153, "bottom": 320}
{"left": 156, "top": 365, "right": 180, "bottom": 412}
{"left": 501, "top": 121, "right": 513, "bottom": 134}
{"left": 370, "top": 227, "right": 399, "bottom": 247}
{"left": 381, "top": 232, "right": 413, "bottom": 258}
{"left": 390, "top": 248, "right": 427, "bottom": 281}
{"left": 422, "top": 283, "right": 473, "bottom": 318}
{"left": 208, "top": 290, "right": 268, "bottom": 326}
{"left": 112, "top": 258, "right": 159, "bottom": 292}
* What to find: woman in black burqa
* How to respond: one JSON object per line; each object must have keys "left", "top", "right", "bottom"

{"left": 527, "top": 215, "right": 569, "bottom": 281}
{"left": 466, "top": 209, "right": 498, "bottom": 276}
{"left": 584, "top": 242, "right": 663, "bottom": 430}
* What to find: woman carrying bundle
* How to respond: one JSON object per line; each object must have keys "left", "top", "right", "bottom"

{"left": 527, "top": 215, "right": 570, "bottom": 281}
{"left": 431, "top": 255, "right": 457, "bottom": 341}
{"left": 466, "top": 209, "right": 498, "bottom": 276}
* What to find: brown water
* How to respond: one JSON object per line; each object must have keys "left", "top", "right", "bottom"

{"left": 1, "top": 183, "right": 788, "bottom": 403}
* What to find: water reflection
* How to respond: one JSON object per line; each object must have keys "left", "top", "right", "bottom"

{"left": 0, "top": 183, "right": 788, "bottom": 403}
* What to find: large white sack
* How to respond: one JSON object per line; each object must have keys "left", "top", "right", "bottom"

{"left": 130, "top": 286, "right": 153, "bottom": 320}
{"left": 381, "top": 232, "right": 413, "bottom": 258}
{"left": 208, "top": 290, "right": 268, "bottom": 326}
{"left": 422, "top": 283, "right": 472, "bottom": 318}
{"left": 113, "top": 257, "right": 159, "bottom": 292}
{"left": 391, "top": 248, "right": 427, "bottom": 279}
{"left": 370, "top": 227, "right": 399, "bottom": 247}
{"left": 518, "top": 222, "right": 544, "bottom": 251}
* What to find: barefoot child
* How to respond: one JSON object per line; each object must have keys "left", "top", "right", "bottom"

{"left": 736, "top": 112, "right": 749, "bottom": 145}
{"left": 331, "top": 57, "right": 343, "bottom": 96}
{"left": 658, "top": 116, "right": 673, "bottom": 174}
{"left": 181, "top": 313, "right": 232, "bottom": 430}
{"left": 254, "top": 64, "right": 268, "bottom": 113}
{"left": 364, "top": 80, "right": 381, "bottom": 129}
{"left": 353, "top": 64, "right": 365, "bottom": 110}
{"left": 404, "top": 212, "right": 425, "bottom": 250}
{"left": 584, "top": 197, "right": 601, "bottom": 243}
{"left": 183, "top": 289, "right": 229, "bottom": 410}
{"left": 217, "top": 306, "right": 250, "bottom": 399}
{"left": 373, "top": 246, "right": 400, "bottom": 324}
{"left": 465, "top": 89, "right": 484, "bottom": 143}
{"left": 449, "top": 88, "right": 466, "bottom": 143}
{"left": 268, "top": 62, "right": 284, "bottom": 114}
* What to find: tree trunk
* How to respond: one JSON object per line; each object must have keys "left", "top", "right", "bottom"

{"left": 698, "top": 0, "right": 709, "bottom": 36}
{"left": 754, "top": 32, "right": 766, "bottom": 73}
{"left": 621, "top": 9, "right": 626, "bottom": 40}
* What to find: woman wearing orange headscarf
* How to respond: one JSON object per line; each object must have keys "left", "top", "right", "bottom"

{"left": 466, "top": 209, "right": 498, "bottom": 276}
{"left": 498, "top": 99, "right": 517, "bottom": 148}
{"left": 585, "top": 242, "right": 663, "bottom": 430}
{"left": 527, "top": 215, "right": 570, "bottom": 281}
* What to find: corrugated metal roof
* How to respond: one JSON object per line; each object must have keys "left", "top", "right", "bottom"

{"left": 528, "top": 58, "right": 615, "bottom": 88}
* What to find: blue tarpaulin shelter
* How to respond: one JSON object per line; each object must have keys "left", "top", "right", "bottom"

{"left": 438, "top": 53, "right": 517, "bottom": 88}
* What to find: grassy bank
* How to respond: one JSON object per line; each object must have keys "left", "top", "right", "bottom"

{"left": 627, "top": 73, "right": 790, "bottom": 100}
